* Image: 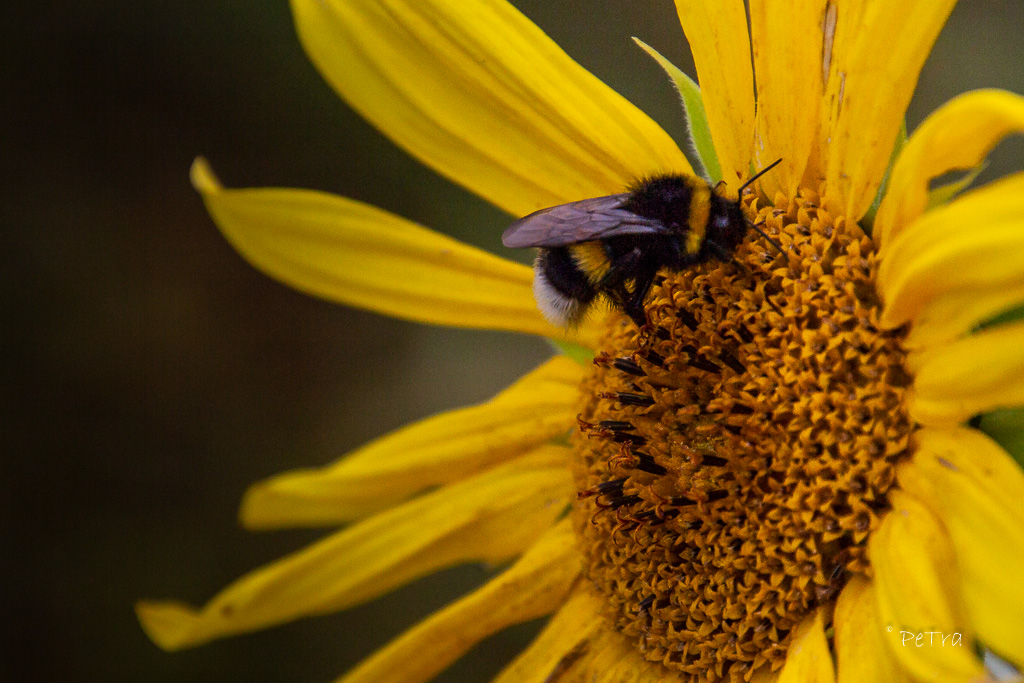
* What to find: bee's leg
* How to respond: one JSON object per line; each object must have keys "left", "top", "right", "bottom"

{"left": 607, "top": 283, "right": 642, "bottom": 326}
{"left": 621, "top": 298, "right": 647, "bottom": 329}
{"left": 596, "top": 263, "right": 629, "bottom": 304}
{"left": 597, "top": 269, "right": 642, "bottom": 327}
{"left": 706, "top": 240, "right": 752, "bottom": 276}
{"left": 623, "top": 268, "right": 658, "bottom": 329}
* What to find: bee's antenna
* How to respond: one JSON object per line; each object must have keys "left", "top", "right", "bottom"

{"left": 748, "top": 219, "right": 785, "bottom": 256}
{"left": 736, "top": 158, "right": 784, "bottom": 256}
{"left": 737, "top": 158, "right": 783, "bottom": 196}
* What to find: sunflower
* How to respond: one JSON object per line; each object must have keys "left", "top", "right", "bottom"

{"left": 138, "top": 0, "right": 1024, "bottom": 681}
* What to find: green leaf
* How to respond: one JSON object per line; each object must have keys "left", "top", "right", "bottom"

{"left": 976, "top": 408, "right": 1024, "bottom": 468}
{"left": 547, "top": 338, "right": 593, "bottom": 365}
{"left": 632, "top": 37, "right": 721, "bottom": 183}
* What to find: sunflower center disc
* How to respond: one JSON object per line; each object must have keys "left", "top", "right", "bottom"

{"left": 572, "top": 190, "right": 914, "bottom": 680}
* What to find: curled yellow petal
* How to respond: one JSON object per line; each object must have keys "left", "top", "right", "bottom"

{"left": 824, "top": 0, "right": 956, "bottom": 221}
{"left": 908, "top": 320, "right": 1024, "bottom": 426}
{"left": 337, "top": 520, "right": 580, "bottom": 683}
{"left": 777, "top": 607, "right": 834, "bottom": 683}
{"left": 192, "top": 159, "right": 601, "bottom": 347}
{"left": 899, "top": 427, "right": 1024, "bottom": 665}
{"left": 834, "top": 576, "right": 909, "bottom": 683}
{"left": 674, "top": 0, "right": 754, "bottom": 185}
{"left": 902, "top": 280, "right": 1024, "bottom": 351}
{"left": 875, "top": 90, "right": 1024, "bottom": 247}
{"left": 869, "top": 490, "right": 983, "bottom": 682}
{"left": 750, "top": 0, "right": 826, "bottom": 198}
{"left": 878, "top": 172, "right": 1024, "bottom": 331}
{"left": 241, "top": 356, "right": 581, "bottom": 527}
{"left": 136, "top": 453, "right": 572, "bottom": 651}
{"left": 291, "top": 0, "right": 691, "bottom": 216}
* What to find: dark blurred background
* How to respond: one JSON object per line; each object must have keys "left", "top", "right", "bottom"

{"left": 4, "top": 2, "right": 1023, "bottom": 681}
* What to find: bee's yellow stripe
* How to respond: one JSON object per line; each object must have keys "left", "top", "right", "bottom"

{"left": 686, "top": 182, "right": 711, "bottom": 255}
{"left": 569, "top": 242, "right": 610, "bottom": 283}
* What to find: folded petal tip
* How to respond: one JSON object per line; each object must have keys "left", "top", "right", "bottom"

{"left": 238, "top": 483, "right": 272, "bottom": 529}
{"left": 190, "top": 157, "right": 221, "bottom": 194}
{"left": 136, "top": 600, "right": 202, "bottom": 652}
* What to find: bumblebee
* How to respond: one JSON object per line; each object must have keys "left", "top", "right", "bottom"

{"left": 502, "top": 160, "right": 782, "bottom": 328}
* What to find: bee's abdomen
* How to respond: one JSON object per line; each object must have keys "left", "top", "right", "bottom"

{"left": 533, "top": 247, "right": 597, "bottom": 326}
{"left": 540, "top": 247, "right": 597, "bottom": 300}
{"left": 567, "top": 241, "right": 612, "bottom": 283}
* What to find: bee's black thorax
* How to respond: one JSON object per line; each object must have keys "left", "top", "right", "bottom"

{"left": 622, "top": 175, "right": 696, "bottom": 232}
{"left": 622, "top": 174, "right": 749, "bottom": 264}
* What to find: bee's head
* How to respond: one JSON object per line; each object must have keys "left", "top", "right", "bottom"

{"left": 709, "top": 200, "right": 750, "bottom": 250}
{"left": 708, "top": 187, "right": 784, "bottom": 257}
{"left": 711, "top": 159, "right": 785, "bottom": 254}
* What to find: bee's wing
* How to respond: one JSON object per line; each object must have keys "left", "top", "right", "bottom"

{"left": 501, "top": 194, "right": 667, "bottom": 248}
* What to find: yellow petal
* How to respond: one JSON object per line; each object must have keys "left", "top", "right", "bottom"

{"left": 337, "top": 519, "right": 579, "bottom": 683}
{"left": 878, "top": 172, "right": 1024, "bottom": 332}
{"left": 290, "top": 0, "right": 691, "bottom": 216}
{"left": 814, "top": 0, "right": 863, "bottom": 200}
{"left": 564, "top": 626, "right": 676, "bottom": 683}
{"left": 749, "top": 0, "right": 827, "bottom": 198}
{"left": 902, "top": 279, "right": 1024, "bottom": 351}
{"left": 869, "top": 490, "right": 983, "bottom": 682}
{"left": 899, "top": 427, "right": 1024, "bottom": 665}
{"left": 777, "top": 607, "right": 834, "bottom": 683}
{"left": 908, "top": 320, "right": 1024, "bottom": 426}
{"left": 875, "top": 90, "right": 1024, "bottom": 247}
{"left": 750, "top": 666, "right": 780, "bottom": 683}
{"left": 241, "top": 356, "right": 581, "bottom": 527}
{"left": 823, "top": 0, "right": 956, "bottom": 221}
{"left": 494, "top": 589, "right": 672, "bottom": 683}
{"left": 491, "top": 589, "right": 603, "bottom": 683}
{"left": 136, "top": 453, "right": 572, "bottom": 651}
{"left": 192, "top": 159, "right": 602, "bottom": 347}
{"left": 834, "top": 576, "right": 909, "bottom": 683}
{"left": 674, "top": 0, "right": 755, "bottom": 185}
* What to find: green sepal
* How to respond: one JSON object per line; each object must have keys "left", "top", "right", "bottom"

{"left": 861, "top": 120, "right": 908, "bottom": 233}
{"left": 975, "top": 408, "right": 1024, "bottom": 469}
{"left": 547, "top": 338, "right": 594, "bottom": 365}
{"left": 632, "top": 37, "right": 721, "bottom": 183}
{"left": 977, "top": 301, "right": 1024, "bottom": 331}
{"left": 972, "top": 304, "right": 1024, "bottom": 468}
{"left": 926, "top": 163, "right": 987, "bottom": 210}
